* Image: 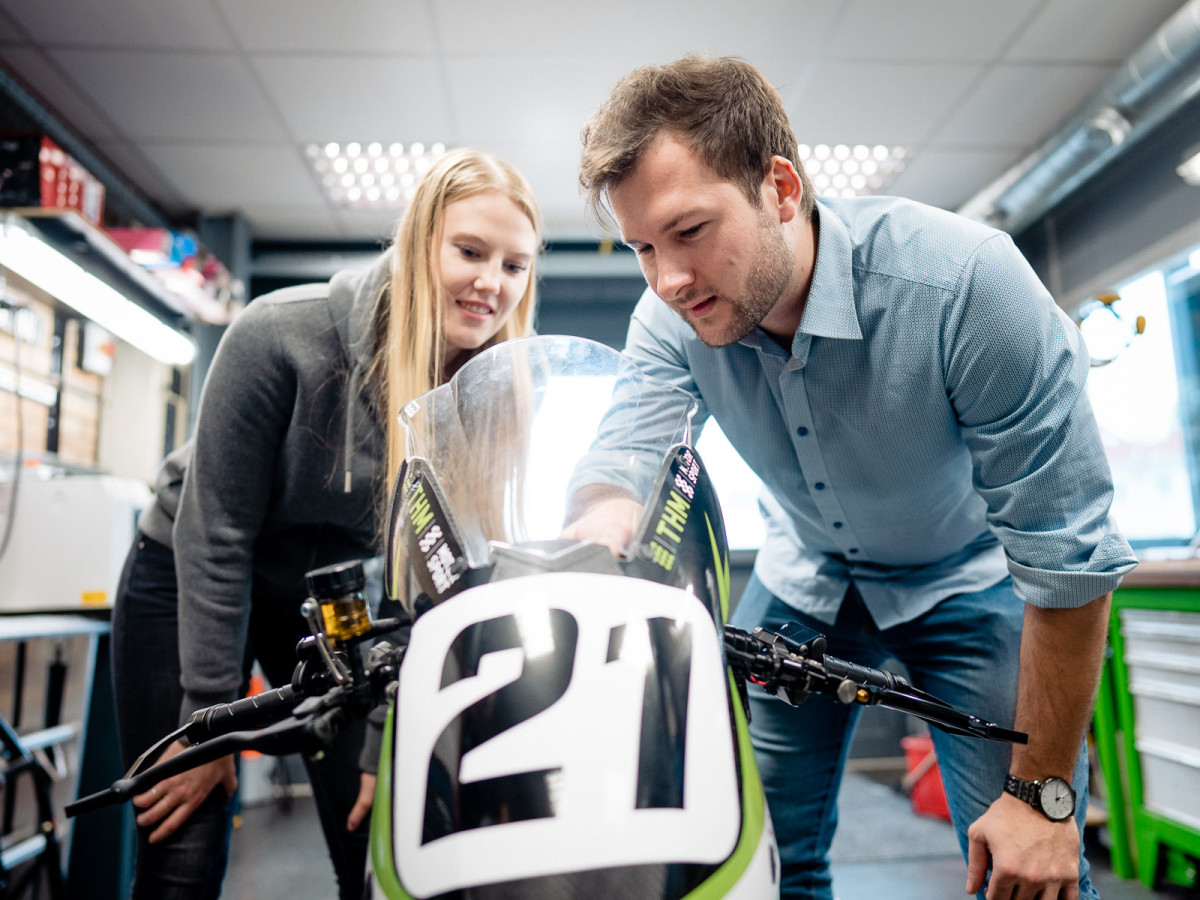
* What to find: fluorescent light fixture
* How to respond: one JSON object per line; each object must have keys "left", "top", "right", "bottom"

{"left": 798, "top": 144, "right": 910, "bottom": 197}
{"left": 0, "top": 221, "right": 195, "bottom": 366}
{"left": 305, "top": 141, "right": 449, "bottom": 208}
{"left": 1177, "top": 144, "right": 1200, "bottom": 186}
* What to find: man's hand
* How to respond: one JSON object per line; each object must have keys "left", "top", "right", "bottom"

{"left": 132, "top": 740, "right": 238, "bottom": 843}
{"left": 347, "top": 773, "right": 377, "bottom": 831}
{"left": 561, "top": 488, "right": 644, "bottom": 556}
{"left": 966, "top": 792, "right": 1080, "bottom": 898}
{"left": 962, "top": 595, "right": 1109, "bottom": 896}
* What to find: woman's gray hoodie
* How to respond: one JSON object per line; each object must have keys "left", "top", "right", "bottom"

{"left": 139, "top": 252, "right": 392, "bottom": 726}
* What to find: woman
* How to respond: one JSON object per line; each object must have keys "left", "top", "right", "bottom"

{"left": 110, "top": 147, "right": 542, "bottom": 900}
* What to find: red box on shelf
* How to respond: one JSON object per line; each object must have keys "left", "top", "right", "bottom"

{"left": 0, "top": 134, "right": 106, "bottom": 226}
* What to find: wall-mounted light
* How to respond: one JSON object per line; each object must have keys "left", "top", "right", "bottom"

{"left": 0, "top": 220, "right": 195, "bottom": 366}
{"left": 1177, "top": 143, "right": 1200, "bottom": 186}
{"left": 1072, "top": 291, "right": 1146, "bottom": 367}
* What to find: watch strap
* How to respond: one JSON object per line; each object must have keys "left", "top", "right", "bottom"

{"left": 1004, "top": 773, "right": 1039, "bottom": 807}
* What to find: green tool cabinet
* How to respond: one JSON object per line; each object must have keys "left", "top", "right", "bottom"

{"left": 1094, "top": 559, "right": 1200, "bottom": 890}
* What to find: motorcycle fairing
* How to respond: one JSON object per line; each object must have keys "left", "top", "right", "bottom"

{"left": 623, "top": 444, "right": 733, "bottom": 626}
{"left": 387, "top": 573, "right": 742, "bottom": 899}
{"left": 371, "top": 445, "right": 775, "bottom": 899}
{"left": 397, "top": 457, "right": 481, "bottom": 608}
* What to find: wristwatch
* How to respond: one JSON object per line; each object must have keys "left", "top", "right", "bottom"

{"left": 1003, "top": 774, "right": 1076, "bottom": 822}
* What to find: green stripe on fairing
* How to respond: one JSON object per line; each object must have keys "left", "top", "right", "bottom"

{"left": 705, "top": 513, "right": 732, "bottom": 623}
{"left": 681, "top": 669, "right": 769, "bottom": 899}
{"left": 679, "top": 514, "right": 767, "bottom": 898}
{"left": 369, "top": 702, "right": 414, "bottom": 899}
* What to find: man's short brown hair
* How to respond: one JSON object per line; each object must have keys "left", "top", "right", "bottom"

{"left": 579, "top": 55, "right": 815, "bottom": 233}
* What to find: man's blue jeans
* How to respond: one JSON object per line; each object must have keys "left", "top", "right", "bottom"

{"left": 730, "top": 574, "right": 1098, "bottom": 900}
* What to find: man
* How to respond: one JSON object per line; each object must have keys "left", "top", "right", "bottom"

{"left": 572, "top": 55, "right": 1136, "bottom": 900}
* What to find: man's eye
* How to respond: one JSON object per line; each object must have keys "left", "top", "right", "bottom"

{"left": 680, "top": 224, "right": 702, "bottom": 238}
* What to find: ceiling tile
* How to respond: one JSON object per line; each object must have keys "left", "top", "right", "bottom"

{"left": 48, "top": 49, "right": 288, "bottom": 142}
{"left": 252, "top": 55, "right": 451, "bottom": 142}
{"left": 0, "top": 0, "right": 233, "bottom": 50}
{"left": 430, "top": 0, "right": 639, "bottom": 55}
{"left": 136, "top": 142, "right": 326, "bottom": 208}
{"left": 445, "top": 55, "right": 635, "bottom": 149}
{"left": 789, "top": 61, "right": 983, "bottom": 146}
{"left": 931, "top": 62, "right": 1112, "bottom": 147}
{"left": 90, "top": 136, "right": 193, "bottom": 212}
{"left": 887, "top": 146, "right": 1026, "bottom": 211}
{"left": 215, "top": 0, "right": 437, "bottom": 54}
{"left": 0, "top": 47, "right": 119, "bottom": 140}
{"left": 823, "top": 0, "right": 1043, "bottom": 61}
{"left": 630, "top": 0, "right": 843, "bottom": 61}
{"left": 1006, "top": 0, "right": 1190, "bottom": 62}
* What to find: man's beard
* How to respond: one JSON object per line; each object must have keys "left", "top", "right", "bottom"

{"left": 688, "top": 212, "right": 793, "bottom": 348}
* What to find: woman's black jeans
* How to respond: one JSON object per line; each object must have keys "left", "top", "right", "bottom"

{"left": 110, "top": 534, "right": 369, "bottom": 900}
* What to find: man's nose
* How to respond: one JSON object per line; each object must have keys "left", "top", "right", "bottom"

{"left": 653, "top": 254, "right": 693, "bottom": 301}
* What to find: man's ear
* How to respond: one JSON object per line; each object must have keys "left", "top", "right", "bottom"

{"left": 764, "top": 155, "right": 803, "bottom": 224}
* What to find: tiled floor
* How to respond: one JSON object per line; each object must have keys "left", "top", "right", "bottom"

{"left": 223, "top": 763, "right": 1197, "bottom": 899}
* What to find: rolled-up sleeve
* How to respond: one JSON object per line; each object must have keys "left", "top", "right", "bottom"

{"left": 945, "top": 233, "right": 1136, "bottom": 607}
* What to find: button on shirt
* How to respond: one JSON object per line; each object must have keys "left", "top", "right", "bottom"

{"left": 623, "top": 196, "right": 1136, "bottom": 629}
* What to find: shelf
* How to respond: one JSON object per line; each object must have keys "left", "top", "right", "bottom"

{"left": 5, "top": 207, "right": 193, "bottom": 319}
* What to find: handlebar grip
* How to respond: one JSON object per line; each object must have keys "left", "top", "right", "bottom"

{"left": 821, "top": 654, "right": 906, "bottom": 692}
{"left": 183, "top": 685, "right": 297, "bottom": 744}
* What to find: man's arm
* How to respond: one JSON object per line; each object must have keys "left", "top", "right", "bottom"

{"left": 965, "top": 591, "right": 1111, "bottom": 899}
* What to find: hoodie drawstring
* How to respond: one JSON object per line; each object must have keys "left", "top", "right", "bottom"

{"left": 344, "top": 363, "right": 360, "bottom": 493}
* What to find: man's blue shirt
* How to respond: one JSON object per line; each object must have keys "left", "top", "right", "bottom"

{"left": 623, "top": 195, "right": 1136, "bottom": 628}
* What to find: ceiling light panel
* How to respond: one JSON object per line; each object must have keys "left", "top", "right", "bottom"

{"left": 305, "top": 141, "right": 448, "bottom": 209}
{"left": 799, "top": 144, "right": 910, "bottom": 198}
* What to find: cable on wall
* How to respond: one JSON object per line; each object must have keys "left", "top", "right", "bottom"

{"left": 0, "top": 277, "right": 25, "bottom": 565}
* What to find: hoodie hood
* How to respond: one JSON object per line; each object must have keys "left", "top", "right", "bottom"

{"left": 327, "top": 249, "right": 395, "bottom": 494}
{"left": 330, "top": 249, "right": 395, "bottom": 370}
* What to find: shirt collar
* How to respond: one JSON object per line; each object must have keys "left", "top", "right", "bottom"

{"left": 737, "top": 199, "right": 863, "bottom": 356}
{"left": 799, "top": 200, "right": 862, "bottom": 342}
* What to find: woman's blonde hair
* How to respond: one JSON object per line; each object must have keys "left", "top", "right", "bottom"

{"left": 368, "top": 147, "right": 542, "bottom": 512}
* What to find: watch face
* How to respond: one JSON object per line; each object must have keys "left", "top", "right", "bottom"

{"left": 1038, "top": 777, "right": 1075, "bottom": 821}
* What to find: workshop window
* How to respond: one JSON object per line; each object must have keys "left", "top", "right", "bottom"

{"left": 1086, "top": 247, "right": 1200, "bottom": 550}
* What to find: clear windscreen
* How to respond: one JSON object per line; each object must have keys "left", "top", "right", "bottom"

{"left": 400, "top": 335, "right": 698, "bottom": 566}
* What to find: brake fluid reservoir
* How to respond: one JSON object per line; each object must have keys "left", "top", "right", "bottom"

{"left": 305, "top": 559, "right": 372, "bottom": 644}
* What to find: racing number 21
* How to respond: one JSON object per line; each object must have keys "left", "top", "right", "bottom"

{"left": 422, "top": 611, "right": 693, "bottom": 844}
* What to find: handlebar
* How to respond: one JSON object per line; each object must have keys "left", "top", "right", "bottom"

{"left": 65, "top": 617, "right": 407, "bottom": 819}
{"left": 723, "top": 622, "right": 1028, "bottom": 745}
{"left": 67, "top": 608, "right": 1023, "bottom": 820}
{"left": 183, "top": 684, "right": 299, "bottom": 744}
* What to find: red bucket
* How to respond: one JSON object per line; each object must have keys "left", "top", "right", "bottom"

{"left": 901, "top": 733, "right": 951, "bottom": 821}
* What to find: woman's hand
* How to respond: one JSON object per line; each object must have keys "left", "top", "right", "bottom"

{"left": 347, "top": 772, "right": 377, "bottom": 831}
{"left": 131, "top": 740, "right": 238, "bottom": 843}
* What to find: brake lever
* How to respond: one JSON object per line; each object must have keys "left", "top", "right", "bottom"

{"left": 66, "top": 703, "right": 338, "bottom": 818}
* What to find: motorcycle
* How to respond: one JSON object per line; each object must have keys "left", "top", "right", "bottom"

{"left": 69, "top": 335, "right": 1025, "bottom": 899}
